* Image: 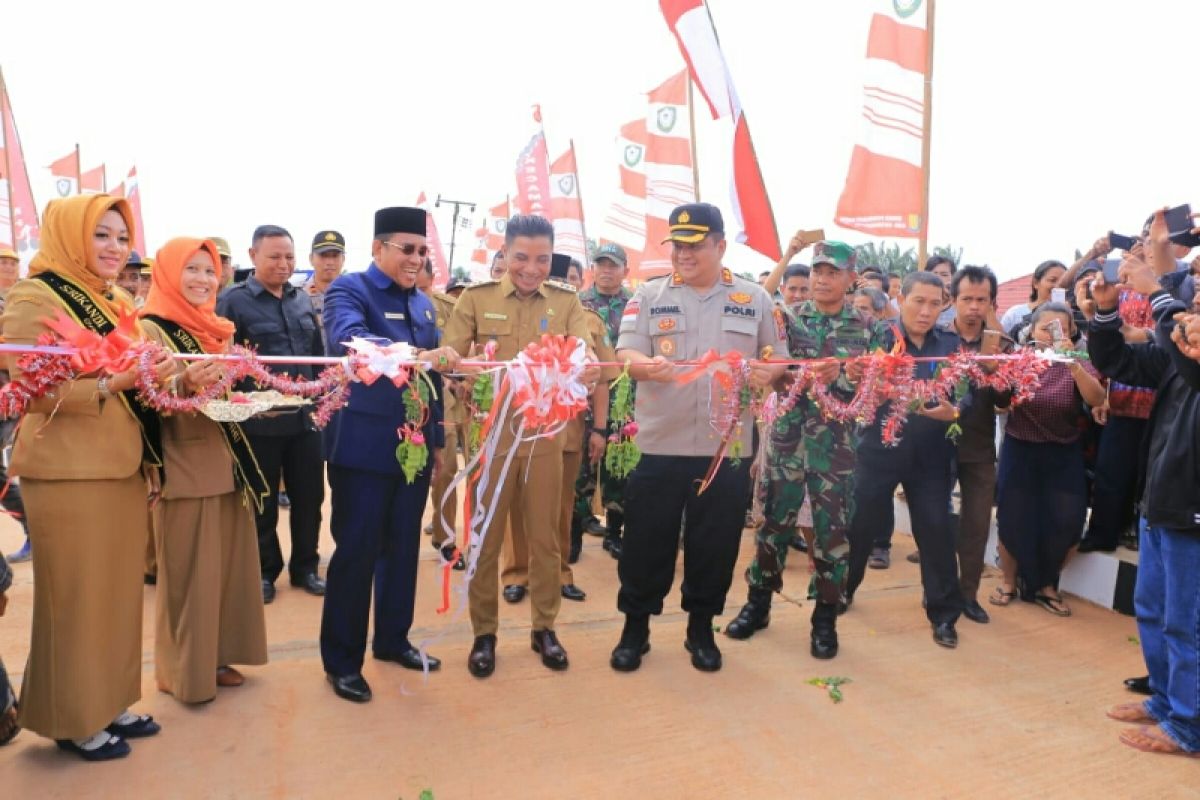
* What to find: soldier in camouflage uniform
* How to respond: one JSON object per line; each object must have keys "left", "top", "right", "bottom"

{"left": 725, "top": 241, "right": 885, "bottom": 660}
{"left": 574, "top": 243, "right": 634, "bottom": 558}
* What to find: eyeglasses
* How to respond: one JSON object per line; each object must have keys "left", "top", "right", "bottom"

{"left": 383, "top": 241, "right": 430, "bottom": 257}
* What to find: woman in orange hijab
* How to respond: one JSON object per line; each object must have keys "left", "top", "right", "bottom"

{"left": 0, "top": 194, "right": 172, "bottom": 761}
{"left": 140, "top": 237, "right": 269, "bottom": 705}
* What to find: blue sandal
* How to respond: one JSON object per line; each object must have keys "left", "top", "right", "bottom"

{"left": 106, "top": 714, "right": 161, "bottom": 739}
{"left": 56, "top": 734, "right": 131, "bottom": 761}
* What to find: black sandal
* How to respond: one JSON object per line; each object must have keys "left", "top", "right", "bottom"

{"left": 1034, "top": 593, "right": 1071, "bottom": 617}
{"left": 988, "top": 586, "right": 1017, "bottom": 607}
{"left": 106, "top": 714, "right": 161, "bottom": 739}
{"left": 56, "top": 733, "right": 131, "bottom": 761}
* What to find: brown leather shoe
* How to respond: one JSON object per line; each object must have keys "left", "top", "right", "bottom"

{"left": 531, "top": 629, "right": 569, "bottom": 670}
{"left": 468, "top": 634, "right": 497, "bottom": 678}
{"left": 216, "top": 666, "right": 245, "bottom": 687}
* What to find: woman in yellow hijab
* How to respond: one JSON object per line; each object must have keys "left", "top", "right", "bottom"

{"left": 140, "top": 237, "right": 269, "bottom": 705}
{"left": 0, "top": 194, "right": 171, "bottom": 761}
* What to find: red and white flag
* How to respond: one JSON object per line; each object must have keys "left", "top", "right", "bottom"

{"left": 514, "top": 105, "right": 551, "bottom": 219}
{"left": 81, "top": 164, "right": 106, "bottom": 194}
{"left": 600, "top": 118, "right": 648, "bottom": 277}
{"left": 123, "top": 166, "right": 147, "bottom": 255}
{"left": 0, "top": 72, "right": 41, "bottom": 261}
{"left": 416, "top": 192, "right": 450, "bottom": 289}
{"left": 659, "top": 0, "right": 780, "bottom": 261}
{"left": 642, "top": 70, "right": 696, "bottom": 275}
{"left": 835, "top": 0, "right": 929, "bottom": 237}
{"left": 549, "top": 144, "right": 588, "bottom": 268}
{"left": 49, "top": 147, "right": 81, "bottom": 197}
{"left": 470, "top": 198, "right": 511, "bottom": 275}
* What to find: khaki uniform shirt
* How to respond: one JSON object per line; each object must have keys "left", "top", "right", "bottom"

{"left": 617, "top": 268, "right": 785, "bottom": 457}
{"left": 430, "top": 290, "right": 460, "bottom": 419}
{"left": 561, "top": 309, "right": 620, "bottom": 454}
{"left": 443, "top": 275, "right": 595, "bottom": 455}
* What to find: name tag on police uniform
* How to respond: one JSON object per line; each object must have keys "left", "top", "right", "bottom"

{"left": 385, "top": 312, "right": 406, "bottom": 320}
{"left": 484, "top": 312, "right": 508, "bottom": 320}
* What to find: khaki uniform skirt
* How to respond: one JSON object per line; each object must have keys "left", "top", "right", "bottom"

{"left": 153, "top": 492, "right": 267, "bottom": 703}
{"left": 19, "top": 473, "right": 147, "bottom": 739}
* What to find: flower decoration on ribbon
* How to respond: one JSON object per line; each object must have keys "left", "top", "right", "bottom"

{"left": 344, "top": 337, "right": 420, "bottom": 388}
{"left": 507, "top": 334, "right": 590, "bottom": 428}
{"left": 43, "top": 308, "right": 140, "bottom": 374}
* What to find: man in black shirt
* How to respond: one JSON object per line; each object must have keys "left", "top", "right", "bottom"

{"left": 217, "top": 225, "right": 327, "bottom": 603}
{"left": 846, "top": 272, "right": 965, "bottom": 648}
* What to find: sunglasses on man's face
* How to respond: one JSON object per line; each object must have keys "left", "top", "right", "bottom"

{"left": 383, "top": 241, "right": 429, "bottom": 257}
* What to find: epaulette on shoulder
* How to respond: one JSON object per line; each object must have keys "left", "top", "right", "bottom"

{"left": 463, "top": 279, "right": 499, "bottom": 291}
{"left": 644, "top": 274, "right": 668, "bottom": 283}
{"left": 544, "top": 279, "right": 578, "bottom": 293}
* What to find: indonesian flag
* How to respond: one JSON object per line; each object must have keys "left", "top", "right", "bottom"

{"left": 122, "top": 167, "right": 147, "bottom": 255}
{"left": 835, "top": 0, "right": 929, "bottom": 237}
{"left": 81, "top": 164, "right": 106, "bottom": 194}
{"left": 416, "top": 191, "right": 450, "bottom": 289}
{"left": 470, "top": 198, "right": 510, "bottom": 279}
{"left": 0, "top": 74, "right": 41, "bottom": 262}
{"left": 549, "top": 144, "right": 588, "bottom": 268}
{"left": 642, "top": 70, "right": 696, "bottom": 276}
{"left": 599, "top": 118, "right": 647, "bottom": 276}
{"left": 514, "top": 105, "right": 551, "bottom": 219}
{"left": 49, "top": 148, "right": 81, "bottom": 197}
{"left": 659, "top": 0, "right": 780, "bottom": 261}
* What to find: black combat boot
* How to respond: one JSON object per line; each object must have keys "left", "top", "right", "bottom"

{"left": 684, "top": 614, "right": 722, "bottom": 671}
{"left": 811, "top": 602, "right": 839, "bottom": 660}
{"left": 602, "top": 510, "right": 624, "bottom": 560}
{"left": 610, "top": 615, "right": 651, "bottom": 672}
{"left": 568, "top": 515, "right": 584, "bottom": 564}
{"left": 724, "top": 587, "right": 772, "bottom": 640}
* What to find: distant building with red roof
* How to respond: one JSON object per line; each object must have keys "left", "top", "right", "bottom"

{"left": 996, "top": 273, "right": 1032, "bottom": 318}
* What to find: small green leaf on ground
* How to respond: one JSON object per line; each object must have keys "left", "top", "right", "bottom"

{"left": 1128, "top": 636, "right": 1140, "bottom": 645}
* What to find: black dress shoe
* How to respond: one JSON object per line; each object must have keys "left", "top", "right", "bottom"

{"left": 375, "top": 647, "right": 441, "bottom": 671}
{"left": 1125, "top": 675, "right": 1152, "bottom": 695}
{"left": 56, "top": 735, "right": 131, "bottom": 761}
{"left": 503, "top": 584, "right": 527, "bottom": 603}
{"left": 531, "top": 629, "right": 569, "bottom": 670}
{"left": 962, "top": 600, "right": 991, "bottom": 624}
{"left": 932, "top": 622, "right": 958, "bottom": 649}
{"left": 584, "top": 516, "right": 607, "bottom": 536}
{"left": 468, "top": 635, "right": 497, "bottom": 678}
{"left": 261, "top": 580, "right": 276, "bottom": 605}
{"left": 1077, "top": 538, "right": 1117, "bottom": 554}
{"left": 327, "top": 673, "right": 372, "bottom": 703}
{"left": 789, "top": 535, "right": 808, "bottom": 553}
{"left": 143, "top": 573, "right": 157, "bottom": 586}
{"left": 292, "top": 572, "right": 326, "bottom": 596}
{"left": 602, "top": 535, "right": 623, "bottom": 560}
{"left": 560, "top": 583, "right": 586, "bottom": 602}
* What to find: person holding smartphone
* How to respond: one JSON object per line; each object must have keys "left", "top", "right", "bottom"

{"left": 1000, "top": 260, "right": 1068, "bottom": 338}
{"left": 992, "top": 304, "right": 1106, "bottom": 616}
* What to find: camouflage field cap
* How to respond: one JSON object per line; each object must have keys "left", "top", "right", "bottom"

{"left": 810, "top": 240, "right": 857, "bottom": 271}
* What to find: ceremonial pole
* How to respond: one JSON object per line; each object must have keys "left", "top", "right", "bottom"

{"left": 686, "top": 77, "right": 701, "bottom": 201}
{"left": 569, "top": 139, "right": 593, "bottom": 258}
{"left": 73, "top": 143, "right": 82, "bottom": 195}
{"left": 917, "top": 0, "right": 936, "bottom": 267}
{"left": 0, "top": 69, "right": 15, "bottom": 249}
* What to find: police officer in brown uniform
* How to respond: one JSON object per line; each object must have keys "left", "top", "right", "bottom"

{"left": 610, "top": 203, "right": 786, "bottom": 673}
{"left": 443, "top": 216, "right": 599, "bottom": 678}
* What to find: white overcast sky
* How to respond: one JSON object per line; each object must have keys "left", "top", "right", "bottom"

{"left": 3, "top": 0, "right": 1199, "bottom": 282}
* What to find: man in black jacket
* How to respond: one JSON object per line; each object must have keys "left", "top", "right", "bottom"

{"left": 1088, "top": 235, "right": 1200, "bottom": 757}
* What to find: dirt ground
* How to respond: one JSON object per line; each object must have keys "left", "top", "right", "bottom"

{"left": 0, "top": 496, "right": 1195, "bottom": 799}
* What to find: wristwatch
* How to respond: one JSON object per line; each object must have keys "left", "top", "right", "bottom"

{"left": 96, "top": 376, "right": 111, "bottom": 395}
{"left": 591, "top": 427, "right": 608, "bottom": 437}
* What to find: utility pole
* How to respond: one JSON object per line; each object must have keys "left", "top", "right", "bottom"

{"left": 435, "top": 195, "right": 475, "bottom": 274}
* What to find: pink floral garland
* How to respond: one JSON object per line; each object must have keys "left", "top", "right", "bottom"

{"left": 133, "top": 343, "right": 350, "bottom": 428}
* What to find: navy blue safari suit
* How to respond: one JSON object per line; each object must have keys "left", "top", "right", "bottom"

{"left": 319, "top": 263, "right": 444, "bottom": 677}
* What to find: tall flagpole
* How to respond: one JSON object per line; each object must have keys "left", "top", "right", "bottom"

{"left": 0, "top": 71, "right": 15, "bottom": 249}
{"left": 74, "top": 143, "right": 82, "bottom": 194}
{"left": 569, "top": 139, "right": 592, "bottom": 259}
{"left": 101, "top": 164, "right": 108, "bottom": 193}
{"left": 686, "top": 77, "right": 701, "bottom": 201}
{"left": 917, "top": 0, "right": 936, "bottom": 267}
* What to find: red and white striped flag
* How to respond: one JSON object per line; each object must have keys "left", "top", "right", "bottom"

{"left": 642, "top": 70, "right": 696, "bottom": 276}
{"left": 0, "top": 72, "right": 40, "bottom": 262}
{"left": 416, "top": 192, "right": 450, "bottom": 289}
{"left": 659, "top": 0, "right": 780, "bottom": 261}
{"left": 549, "top": 144, "right": 588, "bottom": 268}
{"left": 470, "top": 198, "right": 510, "bottom": 280}
{"left": 835, "top": 0, "right": 929, "bottom": 237}
{"left": 600, "top": 118, "right": 648, "bottom": 277}
{"left": 514, "top": 105, "right": 551, "bottom": 219}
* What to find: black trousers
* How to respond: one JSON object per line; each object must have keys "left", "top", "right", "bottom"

{"left": 617, "top": 454, "right": 750, "bottom": 619}
{"left": 1084, "top": 415, "right": 1147, "bottom": 549}
{"left": 250, "top": 430, "right": 324, "bottom": 583}
{"left": 847, "top": 445, "right": 962, "bottom": 625}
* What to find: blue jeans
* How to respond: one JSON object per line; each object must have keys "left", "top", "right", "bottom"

{"left": 1137, "top": 519, "right": 1200, "bottom": 752}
